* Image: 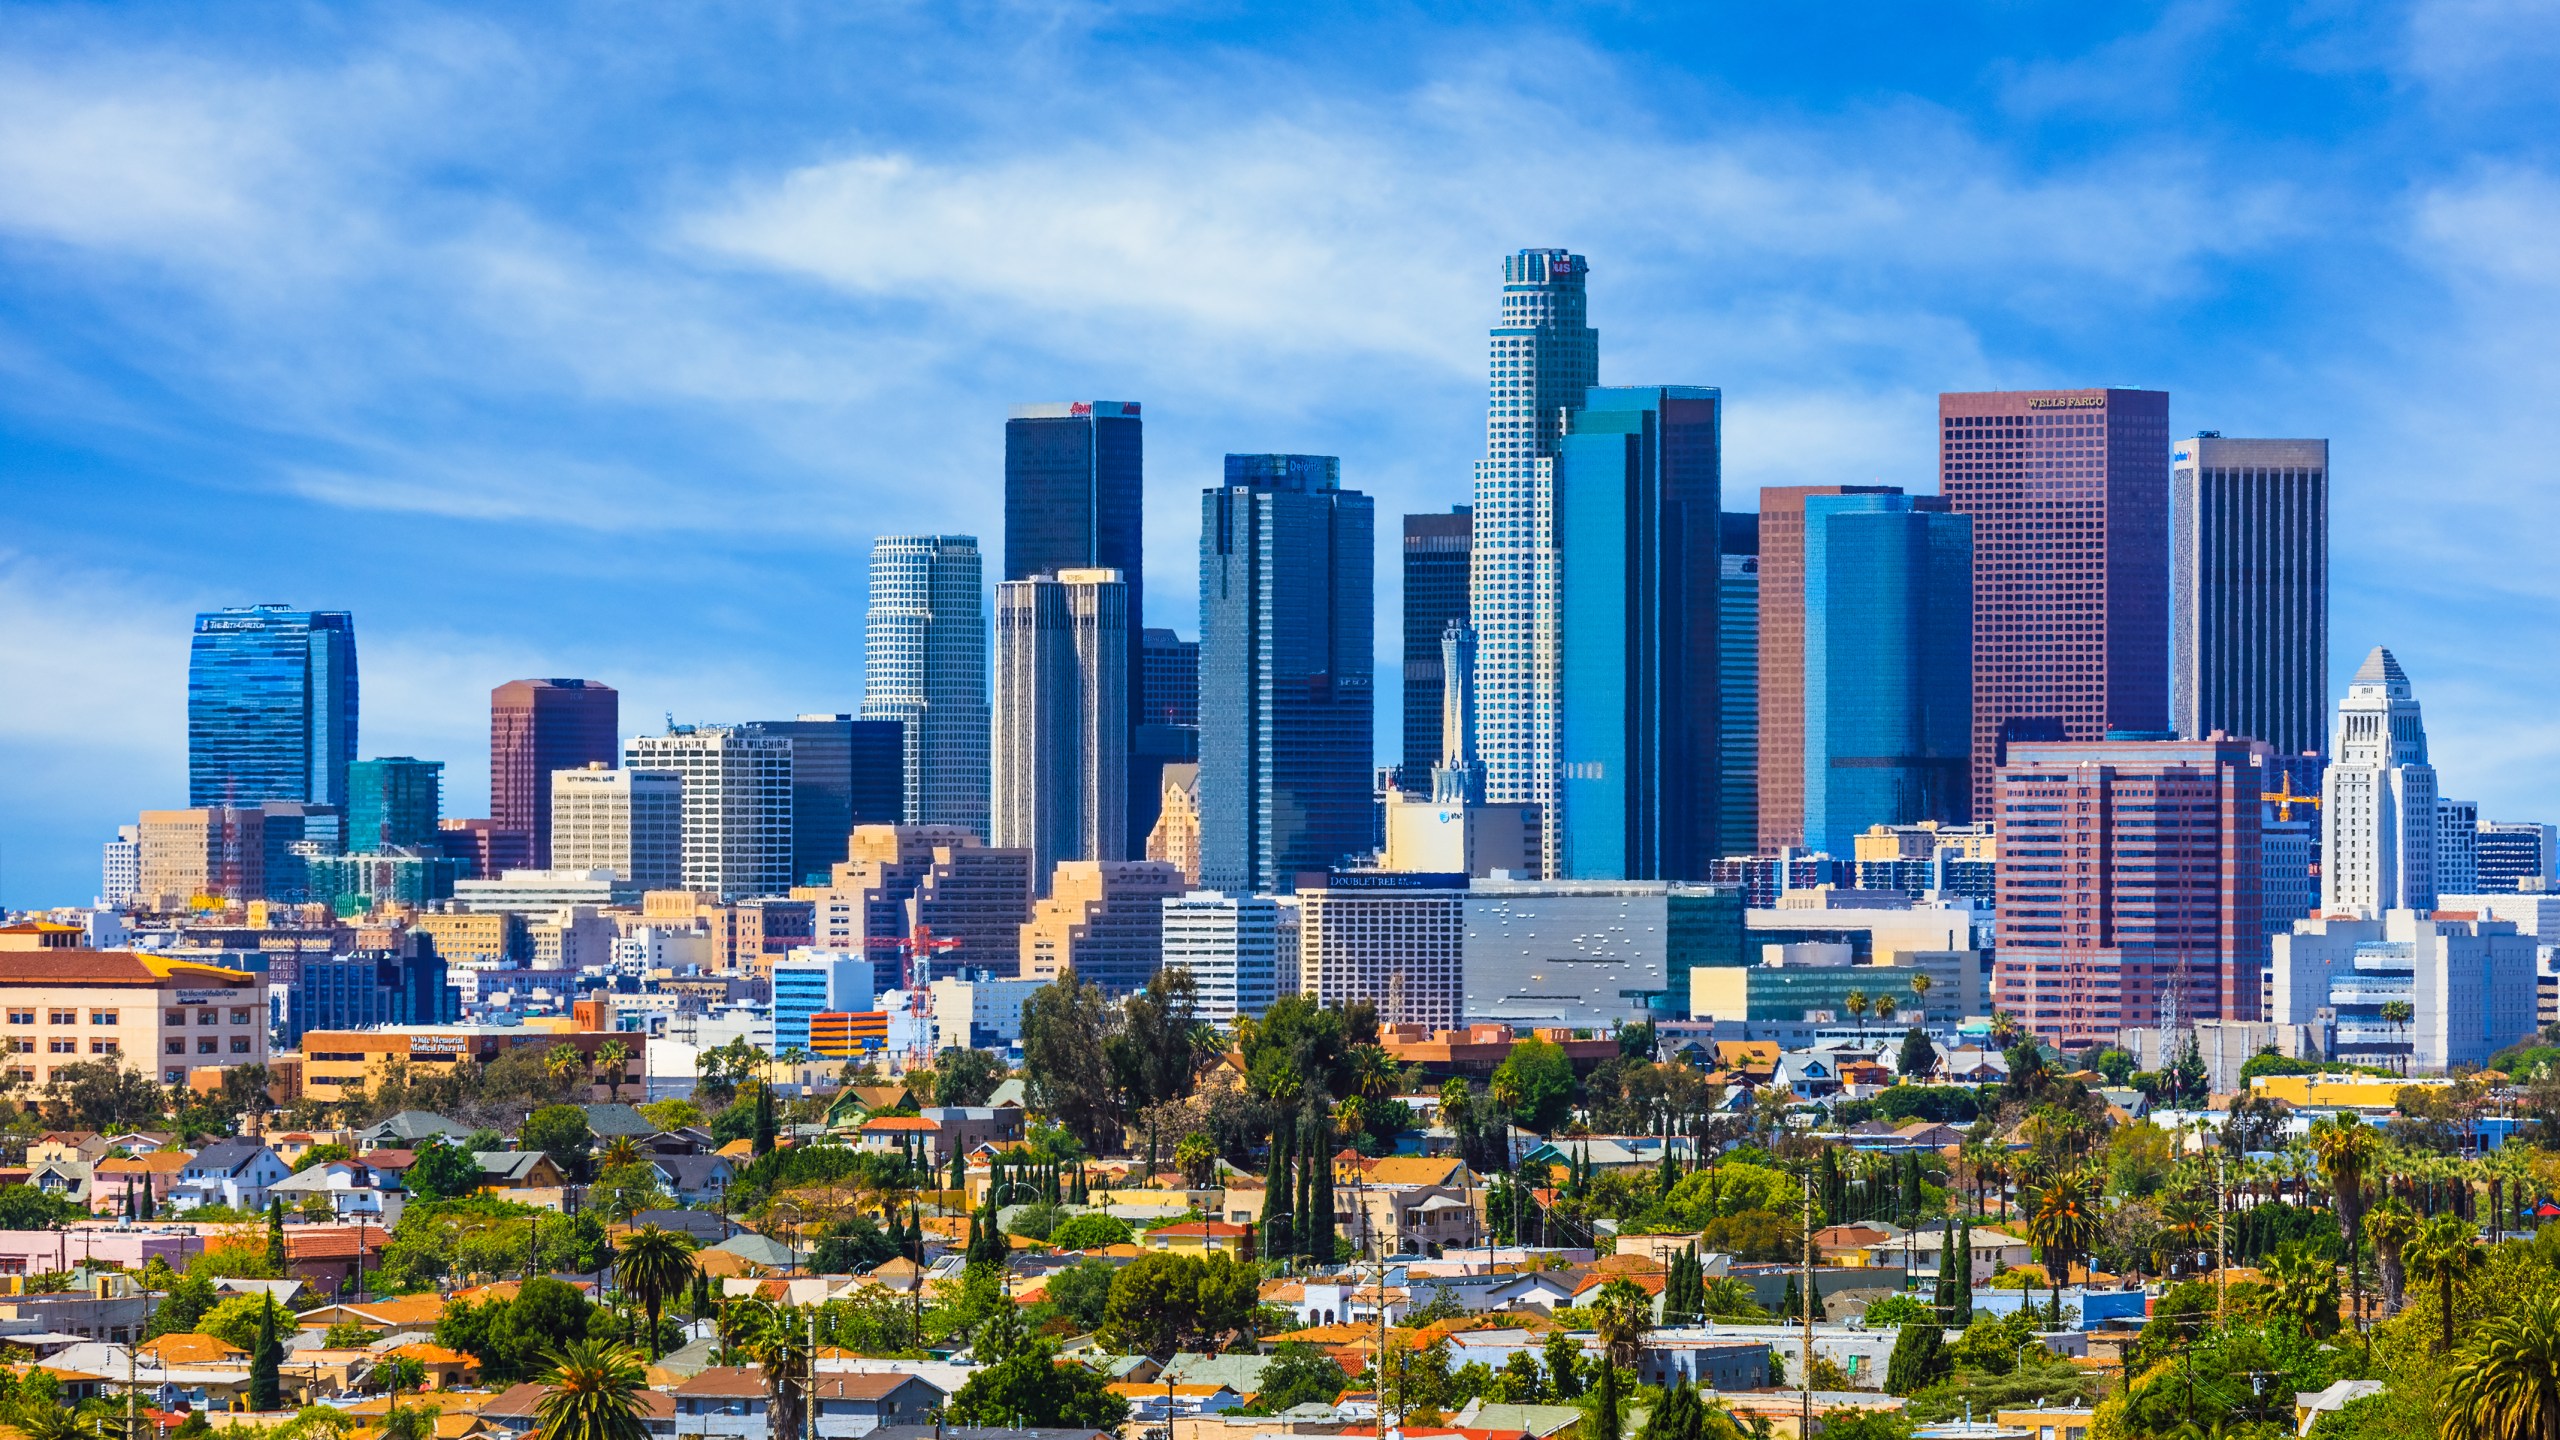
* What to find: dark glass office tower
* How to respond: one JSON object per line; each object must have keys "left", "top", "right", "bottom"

{"left": 1006, "top": 401, "right": 1145, "bottom": 850}
{"left": 1718, "top": 512, "right": 1759, "bottom": 857}
{"left": 188, "top": 605, "right": 358, "bottom": 808}
{"left": 2171, "top": 435, "right": 2328, "bottom": 757}
{"left": 1554, "top": 386, "right": 1722, "bottom": 880}
{"left": 752, "top": 715, "right": 908, "bottom": 885}
{"left": 1198, "top": 455, "right": 1375, "bottom": 894}
{"left": 490, "top": 678, "right": 619, "bottom": 866}
{"left": 1133, "top": 628, "right": 1201, "bottom": 848}
{"left": 347, "top": 757, "right": 445, "bottom": 850}
{"left": 1400, "top": 507, "right": 1473, "bottom": 791}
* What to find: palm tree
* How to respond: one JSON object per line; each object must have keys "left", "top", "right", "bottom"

{"left": 1349, "top": 1043, "right": 1398, "bottom": 1101}
{"left": 2447, "top": 1295, "right": 2560, "bottom": 1440}
{"left": 2262, "top": 1242, "right": 2342, "bottom": 1341}
{"left": 2160, "top": 1196, "right": 2216, "bottom": 1279}
{"left": 1907, "top": 972, "right": 1934, "bottom": 1019}
{"left": 2310, "top": 1113, "right": 2385, "bottom": 1333}
{"left": 2381, "top": 1001, "right": 2416, "bottom": 1077}
{"left": 599, "top": 1134, "right": 644, "bottom": 1173}
{"left": 1590, "top": 1276, "right": 1655, "bottom": 1369}
{"left": 2367, "top": 1200, "right": 2419, "bottom": 1314}
{"left": 545, "top": 1044, "right": 586, "bottom": 1094}
{"left": 595, "top": 1041, "right": 633, "bottom": 1101}
{"left": 615, "top": 1225, "right": 701, "bottom": 1360}
{"left": 2025, "top": 1170, "right": 2101, "bottom": 1318}
{"left": 1843, "top": 990, "right": 1871, "bottom": 1041}
{"left": 2408, "top": 1213, "right": 2485, "bottom": 1356}
{"left": 720, "top": 1299, "right": 812, "bottom": 1440}
{"left": 1173, "top": 1132, "right": 1218, "bottom": 1189}
{"left": 533, "top": 1339, "right": 652, "bottom": 1440}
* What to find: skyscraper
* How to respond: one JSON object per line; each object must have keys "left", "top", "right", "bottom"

{"left": 187, "top": 605, "right": 358, "bottom": 808}
{"left": 2170, "top": 436, "right": 2328, "bottom": 755}
{"left": 748, "top": 715, "right": 906, "bottom": 885}
{"left": 625, "top": 726, "right": 794, "bottom": 901}
{"left": 1140, "top": 629, "right": 1199, "bottom": 729}
{"left": 1800, "top": 494, "right": 1972, "bottom": 856}
{"left": 1755, "top": 486, "right": 1895, "bottom": 851}
{"left": 1554, "top": 384, "right": 1723, "bottom": 879}
{"left": 1718, "top": 513, "right": 1759, "bottom": 859}
{"left": 346, "top": 757, "right": 445, "bottom": 850}
{"left": 862, "top": 535, "right": 990, "bottom": 838}
{"left": 1400, "top": 507, "right": 1473, "bottom": 791}
{"left": 1006, "top": 401, "right": 1146, "bottom": 850}
{"left": 1940, "top": 389, "right": 2172, "bottom": 814}
{"left": 490, "top": 679, "right": 619, "bottom": 867}
{"left": 2321, "top": 647, "right": 2438, "bottom": 917}
{"left": 1198, "top": 454, "right": 1375, "bottom": 894}
{"left": 549, "top": 764, "right": 682, "bottom": 890}
{"left": 991, "top": 568, "right": 1130, "bottom": 890}
{"left": 1472, "top": 250, "right": 1598, "bottom": 875}
{"left": 1132, "top": 628, "right": 1200, "bottom": 852}
{"left": 2478, "top": 822, "right": 2560, "bottom": 893}
{"left": 2437, "top": 798, "right": 2481, "bottom": 896}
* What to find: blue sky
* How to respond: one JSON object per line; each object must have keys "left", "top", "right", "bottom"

{"left": 5, "top": 1, "right": 2560, "bottom": 905}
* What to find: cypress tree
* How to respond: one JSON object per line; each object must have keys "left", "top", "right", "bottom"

{"left": 1951, "top": 1219, "right": 1974, "bottom": 1327}
{"left": 1657, "top": 1150, "right": 1677, "bottom": 1198}
{"left": 1884, "top": 1321, "right": 1946, "bottom": 1396}
{"left": 753, "top": 1083, "right": 777, "bottom": 1157}
{"left": 947, "top": 1147, "right": 965, "bottom": 1197}
{"left": 1932, "top": 1215, "right": 1958, "bottom": 1319}
{"left": 1295, "top": 1110, "right": 1319, "bottom": 1260}
{"left": 1261, "top": 1122, "right": 1294, "bottom": 1263}
{"left": 905, "top": 1206, "right": 924, "bottom": 1261}
{"left": 1311, "top": 1115, "right": 1337, "bottom": 1262}
{"left": 248, "top": 1295, "right": 281, "bottom": 1410}
{"left": 265, "top": 1199, "right": 285, "bottom": 1275}
{"left": 1591, "top": 1349, "right": 1622, "bottom": 1440}
{"left": 1781, "top": 1275, "right": 1802, "bottom": 1326}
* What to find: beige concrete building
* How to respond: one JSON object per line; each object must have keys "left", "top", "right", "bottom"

{"left": 549, "top": 763, "right": 682, "bottom": 889}
{"left": 1020, "top": 860, "right": 1186, "bottom": 994}
{"left": 299, "top": 1024, "right": 621, "bottom": 1102}
{"left": 410, "top": 911, "right": 522, "bottom": 966}
{"left": 1145, "top": 764, "right": 1202, "bottom": 885}
{"left": 797, "top": 825, "right": 1033, "bottom": 977}
{"left": 0, "top": 951, "right": 267, "bottom": 1088}
{"left": 136, "top": 808, "right": 266, "bottom": 909}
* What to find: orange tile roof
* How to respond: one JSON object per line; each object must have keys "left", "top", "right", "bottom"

{"left": 0, "top": 951, "right": 256, "bottom": 987}
{"left": 1360, "top": 1157, "right": 1470, "bottom": 1187}
{"left": 96, "top": 1153, "right": 191, "bottom": 1175}
{"left": 388, "top": 1345, "right": 477, "bottom": 1367}
{"left": 861, "top": 1116, "right": 940, "bottom": 1132}
{"left": 137, "top": 1334, "right": 247, "bottom": 1365}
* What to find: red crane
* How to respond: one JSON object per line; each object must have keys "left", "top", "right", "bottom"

{"left": 864, "top": 924, "right": 963, "bottom": 1066}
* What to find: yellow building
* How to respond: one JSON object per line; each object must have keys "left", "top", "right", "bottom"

{"left": 136, "top": 808, "right": 265, "bottom": 909}
{"left": 1021, "top": 861, "right": 1188, "bottom": 988}
{"left": 1852, "top": 820, "right": 1997, "bottom": 863}
{"left": 1144, "top": 766, "right": 1202, "bottom": 885}
{"left": 410, "top": 912, "right": 521, "bottom": 966}
{"left": 299, "top": 1025, "right": 622, "bottom": 1101}
{"left": 2247, "top": 1073, "right": 2431, "bottom": 1109}
{"left": 0, "top": 950, "right": 266, "bottom": 1088}
{"left": 1998, "top": 1403, "right": 2095, "bottom": 1440}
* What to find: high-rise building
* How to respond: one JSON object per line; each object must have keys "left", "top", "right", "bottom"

{"left": 992, "top": 568, "right": 1131, "bottom": 891}
{"left": 1006, "top": 402, "right": 1146, "bottom": 851}
{"left": 1993, "top": 737, "right": 2266, "bottom": 1049}
{"left": 1295, "top": 872, "right": 1468, "bottom": 1028}
{"left": 625, "top": 726, "right": 793, "bottom": 902}
{"left": 101, "top": 826, "right": 141, "bottom": 908}
{"left": 2438, "top": 799, "right": 2482, "bottom": 896}
{"left": 1940, "top": 390, "right": 2173, "bottom": 815}
{"left": 346, "top": 757, "right": 444, "bottom": 851}
{"left": 1473, "top": 250, "right": 1599, "bottom": 876}
{"left": 748, "top": 715, "right": 906, "bottom": 886}
{"left": 257, "top": 800, "right": 341, "bottom": 905}
{"left": 1401, "top": 508, "right": 1474, "bottom": 791}
{"left": 549, "top": 763, "right": 683, "bottom": 890}
{"left": 862, "top": 535, "right": 990, "bottom": 837}
{"left": 1145, "top": 764, "right": 1202, "bottom": 886}
{"left": 1755, "top": 486, "right": 1896, "bottom": 851}
{"left": 1133, "top": 629, "right": 1200, "bottom": 855}
{"left": 1554, "top": 385, "right": 1724, "bottom": 880}
{"left": 2321, "top": 648, "right": 2438, "bottom": 917}
{"left": 2479, "top": 821, "right": 2559, "bottom": 894}
{"left": 137, "top": 807, "right": 265, "bottom": 909}
{"left": 803, "top": 825, "right": 1035, "bottom": 990}
{"left": 434, "top": 819, "right": 532, "bottom": 882}
{"left": 1161, "top": 891, "right": 1284, "bottom": 1020}
{"left": 188, "top": 605, "right": 358, "bottom": 809}
{"left": 489, "top": 679, "right": 618, "bottom": 866}
{"left": 1019, "top": 860, "right": 1186, "bottom": 994}
{"left": 1198, "top": 454, "right": 1376, "bottom": 894}
{"left": 1718, "top": 513, "right": 1759, "bottom": 858}
{"left": 2170, "top": 437, "right": 2328, "bottom": 756}
{"left": 1800, "top": 494, "right": 1972, "bottom": 857}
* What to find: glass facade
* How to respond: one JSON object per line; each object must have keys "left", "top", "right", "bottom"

{"left": 1198, "top": 455, "right": 1376, "bottom": 894}
{"left": 188, "top": 605, "right": 358, "bottom": 808}
{"left": 346, "top": 757, "right": 444, "bottom": 850}
{"left": 1802, "top": 494, "right": 1973, "bottom": 856}
{"left": 489, "top": 678, "right": 618, "bottom": 867}
{"left": 1400, "top": 508, "right": 1473, "bottom": 790}
{"left": 1718, "top": 514, "right": 1759, "bottom": 859}
{"left": 861, "top": 536, "right": 989, "bottom": 837}
{"left": 750, "top": 716, "right": 907, "bottom": 885}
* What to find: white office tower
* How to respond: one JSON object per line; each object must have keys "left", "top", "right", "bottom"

{"left": 625, "top": 726, "right": 792, "bottom": 902}
{"left": 100, "top": 825, "right": 140, "bottom": 908}
{"left": 2269, "top": 911, "right": 2535, "bottom": 1073}
{"left": 2437, "top": 799, "right": 2482, "bottom": 896}
{"left": 863, "top": 535, "right": 991, "bottom": 838}
{"left": 991, "top": 568, "right": 1130, "bottom": 892}
{"left": 1160, "top": 891, "right": 1283, "bottom": 1020}
{"left": 549, "top": 763, "right": 683, "bottom": 890}
{"left": 1471, "top": 249, "right": 1597, "bottom": 876}
{"left": 2320, "top": 647, "right": 2438, "bottom": 917}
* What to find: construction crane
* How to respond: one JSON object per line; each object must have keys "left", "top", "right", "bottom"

{"left": 864, "top": 923, "right": 963, "bottom": 1069}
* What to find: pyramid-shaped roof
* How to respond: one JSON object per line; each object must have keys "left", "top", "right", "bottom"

{"left": 2353, "top": 647, "right": 2407, "bottom": 688}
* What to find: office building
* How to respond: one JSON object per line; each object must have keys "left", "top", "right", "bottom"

{"left": 0, "top": 950, "right": 267, "bottom": 1089}
{"left": 256, "top": 800, "right": 341, "bottom": 905}
{"left": 1555, "top": 384, "right": 1724, "bottom": 880}
{"left": 1709, "top": 852, "right": 1849, "bottom": 909}
{"left": 450, "top": 867, "right": 632, "bottom": 913}
{"left": 270, "top": 935, "right": 456, "bottom": 1047}
{"left": 1160, "top": 891, "right": 1284, "bottom": 1020}
{"left": 1296, "top": 872, "right": 1467, "bottom": 1028}
{"left": 2170, "top": 437, "right": 2328, "bottom": 756}
{"left": 549, "top": 764, "right": 683, "bottom": 890}
{"left": 1145, "top": 764, "right": 1202, "bottom": 886}
{"left": 2479, "top": 822, "right": 2559, "bottom": 894}
{"left": 2321, "top": 648, "right": 2439, "bottom": 917}
{"left": 1719, "top": 513, "right": 1759, "bottom": 856}
{"left": 862, "top": 535, "right": 990, "bottom": 837}
{"left": 304, "top": 850, "right": 462, "bottom": 912}
{"left": 2438, "top": 799, "right": 2482, "bottom": 896}
{"left": 992, "top": 568, "right": 1131, "bottom": 890}
{"left": 1019, "top": 860, "right": 1186, "bottom": 994}
{"left": 748, "top": 715, "right": 905, "bottom": 885}
{"left": 1461, "top": 880, "right": 1744, "bottom": 1029}
{"left": 435, "top": 818, "right": 532, "bottom": 882}
{"left": 346, "top": 757, "right": 444, "bottom": 851}
{"left": 926, "top": 975, "right": 1047, "bottom": 1050}
{"left": 1473, "top": 249, "right": 1599, "bottom": 876}
{"left": 1754, "top": 486, "right": 1898, "bottom": 850}
{"left": 1800, "top": 493, "right": 1972, "bottom": 857}
{"left": 772, "top": 951, "right": 876, "bottom": 1054}
{"left": 805, "top": 825, "right": 1035, "bottom": 990}
{"left": 1940, "top": 389, "right": 2173, "bottom": 815}
{"left": 101, "top": 826, "right": 141, "bottom": 908}
{"left": 137, "top": 807, "right": 266, "bottom": 909}
{"left": 1198, "top": 454, "right": 1376, "bottom": 894}
{"left": 1994, "top": 736, "right": 2266, "bottom": 1049}
{"left": 187, "top": 605, "right": 359, "bottom": 809}
{"left": 2269, "top": 911, "right": 2535, "bottom": 1073}
{"left": 489, "top": 679, "right": 618, "bottom": 866}
{"left": 1401, "top": 508, "right": 1474, "bottom": 790}
{"left": 1736, "top": 891, "right": 1985, "bottom": 1019}
{"left": 1133, "top": 629, "right": 1201, "bottom": 849}
{"left": 626, "top": 726, "right": 794, "bottom": 902}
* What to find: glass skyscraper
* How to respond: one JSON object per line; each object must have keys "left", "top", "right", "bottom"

{"left": 1801, "top": 493, "right": 1973, "bottom": 856}
{"left": 188, "top": 605, "right": 358, "bottom": 808}
{"left": 1400, "top": 507, "right": 1473, "bottom": 791}
{"left": 1472, "top": 250, "right": 1598, "bottom": 874}
{"left": 1554, "top": 385, "right": 1723, "bottom": 880}
{"left": 1718, "top": 512, "right": 1759, "bottom": 859}
{"left": 346, "top": 757, "right": 445, "bottom": 850}
{"left": 862, "top": 536, "right": 990, "bottom": 838}
{"left": 2171, "top": 435, "right": 2329, "bottom": 757}
{"left": 1198, "top": 455, "right": 1375, "bottom": 894}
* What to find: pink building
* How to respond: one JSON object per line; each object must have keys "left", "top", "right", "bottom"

{"left": 1940, "top": 389, "right": 2171, "bottom": 817}
{"left": 0, "top": 1225, "right": 205, "bottom": 1277}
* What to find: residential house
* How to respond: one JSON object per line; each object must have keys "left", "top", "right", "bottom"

{"left": 271, "top": 1161, "right": 407, "bottom": 1225}
{"left": 811, "top": 1373, "right": 949, "bottom": 1436}
{"left": 856, "top": 1116, "right": 943, "bottom": 1163}
{"left": 291, "top": 1292, "right": 452, "bottom": 1334}
{"left": 1811, "top": 1224, "right": 1902, "bottom": 1266}
{"left": 360, "top": 1112, "right": 474, "bottom": 1149}
{"left": 627, "top": 1210, "right": 738, "bottom": 1245}
{"left": 30, "top": 1158, "right": 92, "bottom": 1207}
{"left": 265, "top": 1131, "right": 356, "bottom": 1166}
{"left": 672, "top": 1367, "right": 771, "bottom": 1440}
{"left": 1869, "top": 1225, "right": 2033, "bottom": 1283}
{"left": 917, "top": 1106, "right": 1025, "bottom": 1159}
{"left": 481, "top": 1381, "right": 678, "bottom": 1439}
{"left": 651, "top": 1154, "right": 736, "bottom": 1207}
{"left": 1140, "top": 1223, "right": 1251, "bottom": 1258}
{"left": 385, "top": 1343, "right": 480, "bottom": 1390}
{"left": 1105, "top": 1384, "right": 1241, "bottom": 1421}
{"left": 168, "top": 1140, "right": 289, "bottom": 1213}
{"left": 1477, "top": 1269, "right": 1583, "bottom": 1313}
{"left": 29, "top": 1133, "right": 109, "bottom": 1168}
{"left": 474, "top": 1151, "right": 568, "bottom": 1191}
{"left": 102, "top": 1131, "right": 178, "bottom": 1155}
{"left": 91, "top": 1152, "right": 190, "bottom": 1216}
{"left": 1937, "top": 1049, "right": 2010, "bottom": 1085}
{"left": 281, "top": 1224, "right": 393, "bottom": 1302}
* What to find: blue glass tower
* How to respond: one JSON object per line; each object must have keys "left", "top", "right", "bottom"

{"left": 346, "top": 757, "right": 445, "bottom": 850}
{"left": 1555, "top": 386, "right": 1723, "bottom": 880}
{"left": 188, "top": 605, "right": 359, "bottom": 808}
{"left": 1802, "top": 493, "right": 1973, "bottom": 855}
{"left": 1198, "top": 455, "right": 1375, "bottom": 894}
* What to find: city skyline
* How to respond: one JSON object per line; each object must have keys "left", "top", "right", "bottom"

{"left": 7, "top": 6, "right": 2560, "bottom": 902}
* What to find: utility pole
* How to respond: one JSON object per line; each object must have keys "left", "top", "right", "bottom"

{"left": 1800, "top": 1169, "right": 1814, "bottom": 1437}
{"left": 2215, "top": 1144, "right": 2229, "bottom": 1323}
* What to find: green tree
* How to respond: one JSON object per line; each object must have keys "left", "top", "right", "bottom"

{"left": 2448, "top": 1295, "right": 2560, "bottom": 1440}
{"left": 931, "top": 1048, "right": 1007, "bottom": 1107}
{"left": 1883, "top": 1321, "right": 1948, "bottom": 1395}
{"left": 248, "top": 1295, "right": 283, "bottom": 1411}
{"left": 521, "top": 1106, "right": 596, "bottom": 1183}
{"left": 636, "top": 1099, "right": 704, "bottom": 1132}
{"left": 1490, "top": 1038, "right": 1576, "bottom": 1132}
{"left": 405, "top": 1138, "right": 485, "bottom": 1202}
{"left": 0, "top": 1185, "right": 82, "bottom": 1230}
{"left": 1021, "top": 971, "right": 1120, "bottom": 1153}
{"left": 2407, "top": 1212, "right": 2485, "bottom": 1356}
{"left": 947, "top": 1298, "right": 1129, "bottom": 1428}
{"left": 2261, "top": 1241, "right": 2341, "bottom": 1341}
{"left": 533, "top": 1340, "right": 652, "bottom": 1440}
{"left": 613, "top": 1226, "right": 699, "bottom": 1361}
{"left": 291, "top": 1143, "right": 355, "bottom": 1173}
{"left": 1099, "top": 1251, "right": 1260, "bottom": 1356}
{"left": 267, "top": 1198, "right": 288, "bottom": 1272}
{"left": 1245, "top": 1343, "right": 1349, "bottom": 1414}
{"left": 752, "top": 1083, "right": 777, "bottom": 1157}
{"left": 1898, "top": 1027, "right": 1936, "bottom": 1081}
{"left": 721, "top": 1300, "right": 813, "bottom": 1440}
{"left": 147, "top": 1271, "right": 218, "bottom": 1339}
{"left": 1543, "top": 1331, "right": 1585, "bottom": 1400}
{"left": 1047, "top": 1213, "right": 1134, "bottom": 1251}
{"left": 1043, "top": 1258, "right": 1118, "bottom": 1331}
{"left": 198, "top": 1293, "right": 274, "bottom": 1350}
